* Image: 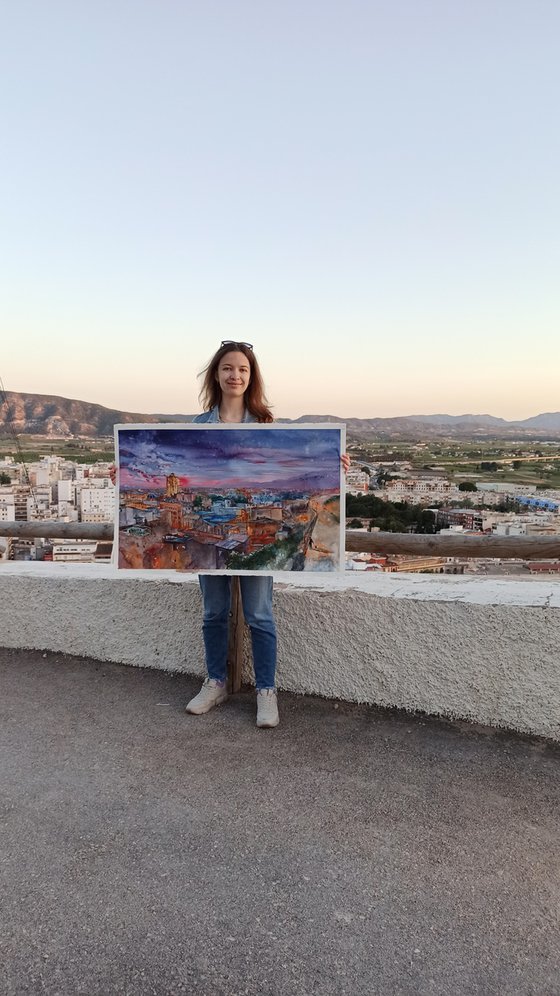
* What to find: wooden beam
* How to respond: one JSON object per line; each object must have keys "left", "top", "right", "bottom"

{"left": 345, "top": 530, "right": 560, "bottom": 560}
{"left": 0, "top": 521, "right": 113, "bottom": 540}
{"left": 227, "top": 576, "right": 245, "bottom": 694}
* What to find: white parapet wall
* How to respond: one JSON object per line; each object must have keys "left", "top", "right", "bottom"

{"left": 1, "top": 563, "right": 560, "bottom": 741}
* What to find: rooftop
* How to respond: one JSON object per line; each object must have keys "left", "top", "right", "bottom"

{"left": 2, "top": 647, "right": 559, "bottom": 995}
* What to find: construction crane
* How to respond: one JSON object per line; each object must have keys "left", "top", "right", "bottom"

{"left": 0, "top": 374, "right": 40, "bottom": 517}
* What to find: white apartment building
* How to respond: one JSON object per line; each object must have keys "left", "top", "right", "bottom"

{"left": 28, "top": 456, "right": 65, "bottom": 488}
{"left": 491, "top": 521, "right": 527, "bottom": 537}
{"left": 90, "top": 462, "right": 113, "bottom": 476}
{"left": 0, "top": 500, "right": 16, "bottom": 522}
{"left": 385, "top": 479, "right": 461, "bottom": 504}
{"left": 27, "top": 486, "right": 53, "bottom": 520}
{"left": 57, "top": 480, "right": 78, "bottom": 517}
{"left": 375, "top": 462, "right": 413, "bottom": 471}
{"left": 6, "top": 489, "right": 30, "bottom": 520}
{"left": 525, "top": 523, "right": 560, "bottom": 535}
{"left": 438, "top": 510, "right": 560, "bottom": 535}
{"left": 387, "top": 478, "right": 456, "bottom": 494}
{"left": 57, "top": 479, "right": 74, "bottom": 503}
{"left": 85, "top": 476, "right": 114, "bottom": 490}
{"left": 80, "top": 486, "right": 116, "bottom": 522}
{"left": 490, "top": 515, "right": 560, "bottom": 537}
{"left": 57, "top": 503, "right": 79, "bottom": 521}
{"left": 52, "top": 541, "right": 99, "bottom": 563}
{"left": 35, "top": 466, "right": 59, "bottom": 487}
{"left": 346, "top": 468, "right": 369, "bottom": 494}
{"left": 476, "top": 483, "right": 537, "bottom": 495}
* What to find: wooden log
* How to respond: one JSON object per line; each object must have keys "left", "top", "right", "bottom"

{"left": 227, "top": 576, "right": 245, "bottom": 694}
{"left": 0, "top": 521, "right": 113, "bottom": 540}
{"left": 345, "top": 530, "right": 560, "bottom": 560}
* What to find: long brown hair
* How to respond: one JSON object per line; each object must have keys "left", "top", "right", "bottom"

{"left": 198, "top": 342, "right": 273, "bottom": 422}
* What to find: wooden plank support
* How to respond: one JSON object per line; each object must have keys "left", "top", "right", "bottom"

{"left": 227, "top": 576, "right": 245, "bottom": 694}
{"left": 345, "top": 530, "right": 560, "bottom": 560}
{"left": 0, "top": 521, "right": 113, "bottom": 540}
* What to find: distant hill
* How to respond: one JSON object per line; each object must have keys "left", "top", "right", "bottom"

{"left": 291, "top": 412, "right": 560, "bottom": 437}
{"left": 0, "top": 391, "right": 196, "bottom": 438}
{"left": 517, "top": 412, "right": 560, "bottom": 430}
{"left": 1, "top": 391, "right": 560, "bottom": 440}
{"left": 407, "top": 414, "right": 509, "bottom": 427}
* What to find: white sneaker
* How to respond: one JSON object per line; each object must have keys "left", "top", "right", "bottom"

{"left": 185, "top": 678, "right": 228, "bottom": 715}
{"left": 256, "top": 688, "right": 279, "bottom": 728}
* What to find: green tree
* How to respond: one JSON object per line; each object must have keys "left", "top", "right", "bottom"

{"left": 419, "top": 510, "right": 437, "bottom": 533}
{"left": 458, "top": 481, "right": 477, "bottom": 492}
{"left": 0, "top": 472, "right": 10, "bottom": 485}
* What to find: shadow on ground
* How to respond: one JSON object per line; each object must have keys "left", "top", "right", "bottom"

{"left": 1, "top": 648, "right": 559, "bottom": 996}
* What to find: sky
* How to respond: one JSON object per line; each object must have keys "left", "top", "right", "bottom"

{"left": 2, "top": 1, "right": 559, "bottom": 420}
{"left": 119, "top": 426, "right": 342, "bottom": 489}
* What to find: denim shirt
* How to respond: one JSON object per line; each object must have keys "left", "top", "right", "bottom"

{"left": 193, "top": 405, "right": 258, "bottom": 424}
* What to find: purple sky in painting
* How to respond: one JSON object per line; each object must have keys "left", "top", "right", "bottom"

{"left": 118, "top": 427, "right": 342, "bottom": 491}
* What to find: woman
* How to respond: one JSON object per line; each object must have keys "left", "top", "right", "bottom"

{"left": 185, "top": 340, "right": 281, "bottom": 728}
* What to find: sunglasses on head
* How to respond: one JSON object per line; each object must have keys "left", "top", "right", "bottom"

{"left": 220, "top": 340, "right": 253, "bottom": 350}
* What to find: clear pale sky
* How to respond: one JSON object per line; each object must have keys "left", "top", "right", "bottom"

{"left": 2, "top": 1, "right": 559, "bottom": 420}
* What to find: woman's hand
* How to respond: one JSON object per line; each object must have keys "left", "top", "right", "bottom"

{"left": 341, "top": 453, "right": 350, "bottom": 474}
{"left": 109, "top": 463, "right": 117, "bottom": 485}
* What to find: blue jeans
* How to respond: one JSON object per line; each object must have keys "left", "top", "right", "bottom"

{"left": 199, "top": 576, "right": 277, "bottom": 689}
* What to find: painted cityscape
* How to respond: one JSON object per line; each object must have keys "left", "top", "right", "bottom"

{"left": 115, "top": 424, "right": 345, "bottom": 572}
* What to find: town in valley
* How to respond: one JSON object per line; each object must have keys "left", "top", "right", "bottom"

{"left": 2, "top": 427, "right": 560, "bottom": 576}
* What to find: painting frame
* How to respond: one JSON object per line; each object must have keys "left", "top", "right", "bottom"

{"left": 114, "top": 422, "right": 346, "bottom": 574}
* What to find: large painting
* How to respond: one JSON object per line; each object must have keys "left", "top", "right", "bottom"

{"left": 114, "top": 423, "right": 345, "bottom": 573}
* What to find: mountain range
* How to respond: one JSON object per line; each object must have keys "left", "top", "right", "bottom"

{"left": 1, "top": 391, "right": 560, "bottom": 440}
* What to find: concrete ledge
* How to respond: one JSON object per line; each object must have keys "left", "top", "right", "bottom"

{"left": 1, "top": 563, "right": 560, "bottom": 741}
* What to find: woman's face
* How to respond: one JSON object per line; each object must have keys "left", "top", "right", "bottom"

{"left": 216, "top": 350, "right": 251, "bottom": 399}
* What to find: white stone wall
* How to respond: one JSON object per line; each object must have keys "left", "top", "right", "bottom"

{"left": 1, "top": 563, "right": 559, "bottom": 741}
